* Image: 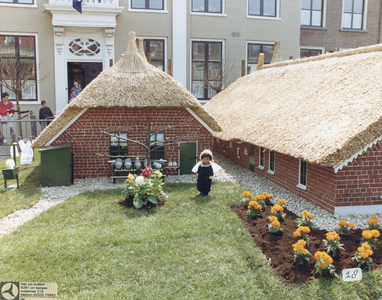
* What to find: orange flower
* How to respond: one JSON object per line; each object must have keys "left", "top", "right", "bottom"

{"left": 293, "top": 228, "right": 302, "bottom": 237}
{"left": 337, "top": 220, "right": 348, "bottom": 227}
{"left": 348, "top": 223, "right": 356, "bottom": 230}
{"left": 368, "top": 216, "right": 379, "bottom": 224}
{"left": 326, "top": 231, "right": 340, "bottom": 241}
{"left": 279, "top": 199, "right": 286, "bottom": 206}
{"left": 269, "top": 216, "right": 278, "bottom": 223}
{"left": 271, "top": 204, "right": 284, "bottom": 213}
{"left": 301, "top": 211, "right": 314, "bottom": 219}
{"left": 300, "top": 226, "right": 310, "bottom": 234}
{"left": 254, "top": 195, "right": 262, "bottom": 201}
{"left": 320, "top": 262, "right": 325, "bottom": 269}
{"left": 271, "top": 220, "right": 280, "bottom": 227}
{"left": 248, "top": 201, "right": 262, "bottom": 210}
{"left": 371, "top": 230, "right": 380, "bottom": 238}
{"left": 314, "top": 251, "right": 324, "bottom": 260}
{"left": 362, "top": 230, "right": 373, "bottom": 240}
{"left": 323, "top": 254, "right": 333, "bottom": 265}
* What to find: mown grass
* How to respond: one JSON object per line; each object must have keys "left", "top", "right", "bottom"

{"left": 0, "top": 148, "right": 41, "bottom": 219}
{"left": 0, "top": 182, "right": 381, "bottom": 299}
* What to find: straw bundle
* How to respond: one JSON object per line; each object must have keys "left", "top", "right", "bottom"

{"left": 32, "top": 31, "right": 221, "bottom": 148}
{"left": 205, "top": 45, "right": 382, "bottom": 167}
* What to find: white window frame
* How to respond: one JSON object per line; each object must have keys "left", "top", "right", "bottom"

{"left": 246, "top": 41, "right": 275, "bottom": 75}
{"left": 267, "top": 150, "right": 275, "bottom": 175}
{"left": 190, "top": 38, "right": 225, "bottom": 104}
{"left": 299, "top": 46, "right": 325, "bottom": 58}
{"left": 0, "top": 32, "right": 40, "bottom": 105}
{"left": 128, "top": 0, "right": 168, "bottom": 13}
{"left": 300, "top": 0, "right": 327, "bottom": 27}
{"left": 247, "top": 0, "right": 281, "bottom": 20}
{"left": 0, "top": 0, "right": 37, "bottom": 8}
{"left": 296, "top": 159, "right": 307, "bottom": 190}
{"left": 136, "top": 36, "right": 167, "bottom": 73}
{"left": 191, "top": 0, "right": 227, "bottom": 17}
{"left": 258, "top": 146, "right": 265, "bottom": 170}
{"left": 341, "top": 0, "right": 368, "bottom": 30}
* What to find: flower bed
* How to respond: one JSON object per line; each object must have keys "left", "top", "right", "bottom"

{"left": 231, "top": 204, "right": 382, "bottom": 285}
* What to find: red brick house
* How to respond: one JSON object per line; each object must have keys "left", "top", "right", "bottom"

{"left": 32, "top": 32, "right": 221, "bottom": 179}
{"left": 205, "top": 44, "right": 382, "bottom": 215}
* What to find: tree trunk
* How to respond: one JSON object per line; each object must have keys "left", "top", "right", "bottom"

{"left": 15, "top": 93, "right": 23, "bottom": 139}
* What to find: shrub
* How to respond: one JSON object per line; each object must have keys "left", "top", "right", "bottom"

{"left": 122, "top": 167, "right": 167, "bottom": 209}
{"left": 293, "top": 226, "right": 311, "bottom": 247}
{"left": 361, "top": 229, "right": 380, "bottom": 250}
{"left": 293, "top": 239, "right": 311, "bottom": 265}
{"left": 295, "top": 211, "right": 315, "bottom": 230}
{"left": 367, "top": 216, "right": 381, "bottom": 230}
{"left": 335, "top": 220, "right": 355, "bottom": 237}
{"left": 240, "top": 191, "right": 253, "bottom": 206}
{"left": 268, "top": 216, "right": 283, "bottom": 235}
{"left": 323, "top": 231, "right": 344, "bottom": 256}
{"left": 270, "top": 204, "right": 286, "bottom": 221}
{"left": 314, "top": 251, "right": 338, "bottom": 277}
{"left": 247, "top": 201, "right": 262, "bottom": 219}
{"left": 352, "top": 242, "right": 374, "bottom": 271}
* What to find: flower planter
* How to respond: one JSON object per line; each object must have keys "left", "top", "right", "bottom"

{"left": 2, "top": 166, "right": 19, "bottom": 188}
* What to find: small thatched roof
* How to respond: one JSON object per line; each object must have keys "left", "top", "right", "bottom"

{"left": 32, "top": 31, "right": 221, "bottom": 148}
{"left": 204, "top": 44, "right": 382, "bottom": 167}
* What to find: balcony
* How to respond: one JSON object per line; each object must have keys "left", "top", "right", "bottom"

{"left": 44, "top": 0, "right": 124, "bottom": 28}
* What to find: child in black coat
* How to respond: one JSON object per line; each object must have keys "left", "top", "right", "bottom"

{"left": 193, "top": 150, "right": 221, "bottom": 196}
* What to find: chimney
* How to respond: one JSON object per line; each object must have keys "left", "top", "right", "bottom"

{"left": 271, "top": 41, "right": 282, "bottom": 63}
{"left": 256, "top": 53, "right": 264, "bottom": 69}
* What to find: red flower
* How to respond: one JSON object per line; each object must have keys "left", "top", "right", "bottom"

{"left": 140, "top": 167, "right": 152, "bottom": 178}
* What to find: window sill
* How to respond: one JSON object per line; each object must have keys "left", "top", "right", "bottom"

{"left": 247, "top": 15, "right": 280, "bottom": 21}
{"left": 339, "top": 28, "right": 368, "bottom": 33}
{"left": 296, "top": 183, "right": 307, "bottom": 190}
{"left": 0, "top": 2, "right": 37, "bottom": 7}
{"left": 267, "top": 170, "right": 275, "bottom": 175}
{"left": 128, "top": 8, "right": 168, "bottom": 13}
{"left": 300, "top": 26, "right": 328, "bottom": 30}
{"left": 191, "top": 12, "right": 227, "bottom": 17}
{"left": 257, "top": 165, "right": 264, "bottom": 170}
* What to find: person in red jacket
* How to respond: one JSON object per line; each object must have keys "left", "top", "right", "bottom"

{"left": 0, "top": 93, "right": 16, "bottom": 144}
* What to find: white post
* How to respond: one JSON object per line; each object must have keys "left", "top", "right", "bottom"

{"left": 53, "top": 26, "right": 68, "bottom": 115}
{"left": 172, "top": 1, "right": 187, "bottom": 88}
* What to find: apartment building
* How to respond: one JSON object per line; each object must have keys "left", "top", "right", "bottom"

{"left": 300, "top": 0, "right": 382, "bottom": 57}
{"left": 0, "top": 0, "right": 300, "bottom": 116}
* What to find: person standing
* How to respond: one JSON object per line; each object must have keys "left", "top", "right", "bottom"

{"left": 68, "top": 90, "right": 76, "bottom": 103}
{"left": 0, "top": 92, "right": 16, "bottom": 144}
{"left": 39, "top": 100, "right": 54, "bottom": 130}
{"left": 71, "top": 80, "right": 82, "bottom": 96}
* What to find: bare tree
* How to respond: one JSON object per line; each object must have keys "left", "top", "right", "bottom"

{"left": 204, "top": 52, "right": 237, "bottom": 95}
{"left": 0, "top": 53, "right": 47, "bottom": 138}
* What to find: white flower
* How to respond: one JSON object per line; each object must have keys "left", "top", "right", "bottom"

{"left": 135, "top": 176, "right": 145, "bottom": 186}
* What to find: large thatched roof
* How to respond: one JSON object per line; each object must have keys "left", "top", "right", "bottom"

{"left": 32, "top": 31, "right": 221, "bottom": 148}
{"left": 204, "top": 44, "right": 382, "bottom": 167}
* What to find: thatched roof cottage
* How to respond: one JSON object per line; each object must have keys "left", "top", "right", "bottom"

{"left": 205, "top": 44, "right": 382, "bottom": 215}
{"left": 32, "top": 31, "right": 221, "bottom": 180}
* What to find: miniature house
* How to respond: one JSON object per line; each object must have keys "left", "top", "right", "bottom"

{"left": 32, "top": 32, "right": 221, "bottom": 179}
{"left": 205, "top": 44, "right": 382, "bottom": 216}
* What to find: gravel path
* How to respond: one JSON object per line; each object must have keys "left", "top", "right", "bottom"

{"left": 0, "top": 152, "right": 381, "bottom": 239}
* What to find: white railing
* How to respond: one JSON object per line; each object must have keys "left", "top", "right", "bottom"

{"left": 49, "top": 0, "right": 119, "bottom": 8}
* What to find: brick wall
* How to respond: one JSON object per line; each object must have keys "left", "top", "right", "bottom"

{"left": 51, "top": 107, "right": 213, "bottom": 178}
{"left": 335, "top": 141, "right": 382, "bottom": 207}
{"left": 300, "top": 0, "right": 382, "bottom": 53}
{"left": 214, "top": 138, "right": 337, "bottom": 214}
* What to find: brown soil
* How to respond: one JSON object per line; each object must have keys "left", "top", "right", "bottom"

{"left": 118, "top": 196, "right": 166, "bottom": 210}
{"left": 232, "top": 204, "right": 382, "bottom": 285}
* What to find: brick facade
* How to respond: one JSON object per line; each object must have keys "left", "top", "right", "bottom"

{"left": 51, "top": 107, "right": 213, "bottom": 178}
{"left": 214, "top": 137, "right": 382, "bottom": 214}
{"left": 300, "top": 0, "right": 382, "bottom": 53}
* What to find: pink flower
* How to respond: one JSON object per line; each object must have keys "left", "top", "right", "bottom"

{"left": 140, "top": 167, "right": 152, "bottom": 178}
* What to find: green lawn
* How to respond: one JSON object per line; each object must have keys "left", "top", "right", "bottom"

{"left": 0, "top": 148, "right": 41, "bottom": 219}
{"left": 0, "top": 181, "right": 381, "bottom": 299}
